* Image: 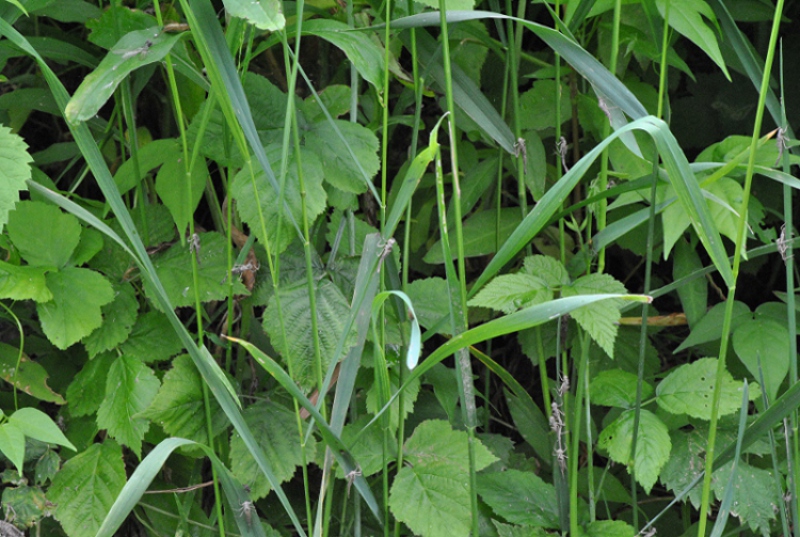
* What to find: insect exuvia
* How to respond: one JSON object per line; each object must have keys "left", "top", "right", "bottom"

{"left": 238, "top": 500, "right": 255, "bottom": 526}
{"left": 115, "top": 39, "right": 153, "bottom": 60}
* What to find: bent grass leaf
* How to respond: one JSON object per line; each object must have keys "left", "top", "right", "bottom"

{"left": 7, "top": 200, "right": 80, "bottom": 268}
{"left": 563, "top": 273, "right": 627, "bottom": 359}
{"left": 96, "top": 355, "right": 159, "bottom": 459}
{"left": 656, "top": 358, "right": 753, "bottom": 419}
{"left": 139, "top": 354, "right": 228, "bottom": 444}
{"left": 468, "top": 273, "right": 551, "bottom": 315}
{"left": 598, "top": 409, "right": 670, "bottom": 494}
{"left": 389, "top": 420, "right": 497, "bottom": 537}
{"left": 65, "top": 27, "right": 185, "bottom": 123}
{"left": 301, "top": 19, "right": 384, "bottom": 94}
{"left": 49, "top": 440, "right": 126, "bottom": 537}
{"left": 38, "top": 267, "right": 115, "bottom": 350}
{"left": 477, "top": 469, "right": 559, "bottom": 528}
{"left": 229, "top": 402, "right": 317, "bottom": 500}
{"left": 0, "top": 342, "right": 65, "bottom": 404}
{"left": 0, "top": 123, "right": 31, "bottom": 230}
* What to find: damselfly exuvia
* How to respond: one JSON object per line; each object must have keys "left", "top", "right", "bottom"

{"left": 115, "top": 39, "right": 153, "bottom": 60}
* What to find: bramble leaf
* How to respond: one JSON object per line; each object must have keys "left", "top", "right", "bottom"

{"left": 263, "top": 279, "right": 354, "bottom": 391}
{"left": 0, "top": 123, "right": 32, "bottom": 232}
{"left": 49, "top": 441, "right": 126, "bottom": 537}
{"left": 468, "top": 273, "right": 551, "bottom": 314}
{"left": 0, "top": 260, "right": 52, "bottom": 302}
{"left": 591, "top": 370, "right": 653, "bottom": 409}
{"left": 229, "top": 402, "right": 317, "bottom": 500}
{"left": 83, "top": 282, "right": 138, "bottom": 358}
{"left": 67, "top": 353, "right": 114, "bottom": 417}
{"left": 96, "top": 355, "right": 159, "bottom": 458}
{"left": 656, "top": 357, "right": 750, "bottom": 419}
{"left": 477, "top": 469, "right": 559, "bottom": 528}
{"left": 563, "top": 273, "right": 627, "bottom": 358}
{"left": 139, "top": 354, "right": 228, "bottom": 444}
{"left": 732, "top": 319, "right": 789, "bottom": 402}
{"left": 37, "top": 267, "right": 115, "bottom": 350}
{"left": 7, "top": 201, "right": 80, "bottom": 268}
{"left": 0, "top": 342, "right": 65, "bottom": 404}
{"left": 598, "top": 409, "right": 670, "bottom": 494}
{"left": 304, "top": 119, "right": 379, "bottom": 194}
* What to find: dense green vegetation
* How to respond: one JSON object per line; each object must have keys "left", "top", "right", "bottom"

{"left": 0, "top": 0, "right": 798, "bottom": 536}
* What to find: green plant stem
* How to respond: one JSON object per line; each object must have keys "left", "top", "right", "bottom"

{"left": 569, "top": 333, "right": 590, "bottom": 535}
{"left": 696, "top": 2, "right": 785, "bottom": 535}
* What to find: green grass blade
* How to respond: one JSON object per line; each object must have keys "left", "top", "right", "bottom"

{"left": 0, "top": 18, "right": 308, "bottom": 536}
{"left": 96, "top": 438, "right": 265, "bottom": 537}
{"left": 471, "top": 116, "right": 734, "bottom": 296}
{"left": 225, "top": 335, "right": 384, "bottom": 526}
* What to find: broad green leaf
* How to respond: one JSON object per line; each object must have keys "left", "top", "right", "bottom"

{"left": 1, "top": 484, "right": 47, "bottom": 530}
{"left": 577, "top": 520, "right": 636, "bottom": 537}
{"left": 522, "top": 130, "right": 546, "bottom": 200}
{"left": 0, "top": 260, "right": 52, "bottom": 302}
{"left": 301, "top": 19, "right": 384, "bottom": 94}
{"left": 710, "top": 460, "right": 777, "bottom": 535}
{"left": 389, "top": 420, "right": 497, "bottom": 537}
{"left": 223, "top": 0, "right": 285, "bottom": 31}
{"left": 155, "top": 149, "right": 208, "bottom": 237}
{"left": 37, "top": 267, "right": 115, "bottom": 350}
{"left": 563, "top": 273, "right": 627, "bottom": 358}
{"left": 70, "top": 227, "right": 104, "bottom": 267}
{"left": 119, "top": 310, "right": 183, "bottom": 363}
{"left": 66, "top": 27, "right": 185, "bottom": 123}
{"left": 82, "top": 282, "right": 138, "bottom": 357}
{"left": 505, "top": 390, "right": 551, "bottom": 463}
{"left": 656, "top": 0, "right": 730, "bottom": 79}
{"left": 518, "top": 80, "right": 571, "bottom": 131}
{"left": 0, "top": 343, "right": 65, "bottom": 404}
{"left": 591, "top": 370, "right": 653, "bottom": 408}
{"left": 339, "top": 415, "right": 397, "bottom": 478}
{"left": 468, "top": 273, "right": 551, "bottom": 314}
{"left": 229, "top": 402, "right": 317, "bottom": 500}
{"left": 477, "top": 469, "right": 559, "bottom": 528}
{"left": 522, "top": 255, "right": 570, "bottom": 288}
{"left": 8, "top": 407, "right": 75, "bottom": 450}
{"left": 66, "top": 353, "right": 114, "bottom": 417}
{"left": 112, "top": 139, "right": 177, "bottom": 195}
{"left": 656, "top": 358, "right": 749, "bottom": 419}
{"left": 732, "top": 319, "right": 789, "bottom": 402}
{"left": 139, "top": 354, "right": 228, "bottom": 444}
{"left": 0, "top": 421, "right": 25, "bottom": 473}
{"left": 366, "top": 371, "right": 421, "bottom": 430}
{"left": 404, "top": 419, "right": 496, "bottom": 471}
{"left": 231, "top": 146, "right": 326, "bottom": 255}
{"left": 673, "top": 239, "right": 707, "bottom": 327}
{"left": 0, "top": 123, "right": 32, "bottom": 231}
{"left": 494, "top": 521, "right": 551, "bottom": 537}
{"left": 7, "top": 200, "right": 80, "bottom": 268}
{"left": 96, "top": 355, "right": 159, "bottom": 458}
{"left": 403, "top": 277, "right": 451, "bottom": 331}
{"left": 49, "top": 441, "right": 126, "bottom": 537}
{"left": 143, "top": 231, "right": 248, "bottom": 309}
{"left": 301, "top": 85, "right": 351, "bottom": 122}
{"left": 424, "top": 208, "right": 523, "bottom": 264}
{"left": 305, "top": 119, "right": 380, "bottom": 194}
{"left": 263, "top": 279, "right": 354, "bottom": 391}
{"left": 598, "top": 409, "right": 670, "bottom": 493}
{"left": 675, "top": 300, "right": 751, "bottom": 353}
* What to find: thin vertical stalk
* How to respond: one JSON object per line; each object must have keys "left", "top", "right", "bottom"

{"left": 628, "top": 4, "right": 669, "bottom": 531}
{"left": 595, "top": 0, "right": 622, "bottom": 274}
{"left": 697, "top": 3, "right": 785, "bottom": 535}
{"left": 569, "top": 333, "right": 590, "bottom": 536}
{"left": 778, "top": 44, "right": 800, "bottom": 533}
